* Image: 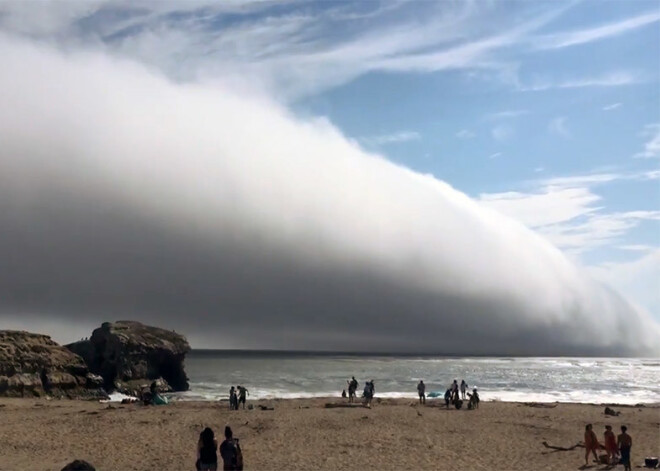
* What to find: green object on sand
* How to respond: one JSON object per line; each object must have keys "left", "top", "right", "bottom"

{"left": 153, "top": 394, "right": 169, "bottom": 405}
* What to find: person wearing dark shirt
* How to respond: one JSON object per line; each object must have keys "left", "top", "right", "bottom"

{"left": 220, "top": 426, "right": 243, "bottom": 471}
{"left": 197, "top": 427, "right": 218, "bottom": 471}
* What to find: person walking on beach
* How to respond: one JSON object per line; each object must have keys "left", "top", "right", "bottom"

{"left": 603, "top": 425, "right": 617, "bottom": 465}
{"left": 460, "top": 380, "right": 468, "bottom": 400}
{"left": 237, "top": 386, "right": 249, "bottom": 410}
{"left": 220, "top": 426, "right": 243, "bottom": 471}
{"left": 584, "top": 424, "right": 599, "bottom": 466}
{"left": 196, "top": 427, "right": 218, "bottom": 471}
{"left": 417, "top": 380, "right": 426, "bottom": 404}
{"left": 617, "top": 425, "right": 632, "bottom": 471}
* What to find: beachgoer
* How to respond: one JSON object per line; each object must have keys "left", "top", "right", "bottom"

{"left": 467, "top": 388, "right": 479, "bottom": 409}
{"left": 460, "top": 380, "right": 468, "bottom": 400}
{"left": 229, "top": 386, "right": 236, "bottom": 410}
{"left": 237, "top": 385, "right": 249, "bottom": 410}
{"left": 444, "top": 388, "right": 451, "bottom": 409}
{"left": 604, "top": 425, "right": 617, "bottom": 465}
{"left": 197, "top": 427, "right": 218, "bottom": 471}
{"left": 417, "top": 380, "right": 426, "bottom": 404}
{"left": 451, "top": 380, "right": 459, "bottom": 403}
{"left": 341, "top": 389, "right": 346, "bottom": 398}
{"left": 220, "top": 426, "right": 243, "bottom": 471}
{"left": 363, "top": 380, "right": 374, "bottom": 408}
{"left": 584, "top": 424, "right": 599, "bottom": 466}
{"left": 617, "top": 425, "right": 632, "bottom": 471}
{"left": 348, "top": 376, "right": 358, "bottom": 403}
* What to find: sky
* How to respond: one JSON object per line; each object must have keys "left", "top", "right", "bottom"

{"left": 0, "top": 0, "right": 658, "bottom": 355}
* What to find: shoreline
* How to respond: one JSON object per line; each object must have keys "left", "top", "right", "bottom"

{"left": 1, "top": 397, "right": 658, "bottom": 470}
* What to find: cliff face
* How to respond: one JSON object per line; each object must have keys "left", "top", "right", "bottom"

{"left": 0, "top": 330, "right": 106, "bottom": 398}
{"left": 67, "top": 321, "right": 190, "bottom": 391}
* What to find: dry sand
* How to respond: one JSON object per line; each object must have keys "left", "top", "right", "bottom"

{"left": 0, "top": 397, "right": 658, "bottom": 470}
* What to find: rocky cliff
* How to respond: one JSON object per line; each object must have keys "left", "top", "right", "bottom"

{"left": 0, "top": 330, "right": 106, "bottom": 398}
{"left": 67, "top": 321, "right": 190, "bottom": 391}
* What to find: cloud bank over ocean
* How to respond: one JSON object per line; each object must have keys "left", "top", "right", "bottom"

{"left": 1, "top": 35, "right": 658, "bottom": 355}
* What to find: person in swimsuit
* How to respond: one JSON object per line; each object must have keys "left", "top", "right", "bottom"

{"left": 617, "top": 425, "right": 632, "bottom": 471}
{"left": 197, "top": 427, "right": 218, "bottom": 471}
{"left": 603, "top": 425, "right": 617, "bottom": 464}
{"left": 583, "top": 424, "right": 599, "bottom": 466}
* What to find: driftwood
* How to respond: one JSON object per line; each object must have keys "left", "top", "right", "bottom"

{"left": 525, "top": 402, "right": 558, "bottom": 408}
{"left": 325, "top": 403, "right": 367, "bottom": 409}
{"left": 542, "top": 441, "right": 584, "bottom": 451}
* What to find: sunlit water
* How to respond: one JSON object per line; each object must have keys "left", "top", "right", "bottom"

{"left": 174, "top": 351, "right": 660, "bottom": 404}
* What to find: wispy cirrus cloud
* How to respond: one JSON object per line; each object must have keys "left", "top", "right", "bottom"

{"left": 635, "top": 123, "right": 660, "bottom": 158}
{"left": 359, "top": 130, "right": 421, "bottom": 146}
{"left": 532, "top": 10, "right": 660, "bottom": 50}
{"left": 519, "top": 71, "right": 643, "bottom": 92}
{"left": 602, "top": 103, "right": 622, "bottom": 111}
{"left": 483, "top": 110, "right": 529, "bottom": 121}
{"left": 491, "top": 124, "right": 514, "bottom": 141}
{"left": 548, "top": 117, "right": 570, "bottom": 138}
{"left": 456, "top": 129, "right": 476, "bottom": 139}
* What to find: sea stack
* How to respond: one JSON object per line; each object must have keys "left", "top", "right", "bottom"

{"left": 0, "top": 330, "right": 106, "bottom": 398}
{"left": 67, "top": 321, "right": 191, "bottom": 392}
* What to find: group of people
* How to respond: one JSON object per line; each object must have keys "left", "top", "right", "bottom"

{"left": 584, "top": 423, "right": 633, "bottom": 470}
{"left": 196, "top": 425, "right": 243, "bottom": 471}
{"left": 342, "top": 376, "right": 376, "bottom": 407}
{"left": 228, "top": 386, "right": 249, "bottom": 410}
{"left": 440, "top": 379, "right": 478, "bottom": 410}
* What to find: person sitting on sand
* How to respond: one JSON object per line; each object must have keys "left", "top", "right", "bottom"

{"left": 417, "top": 380, "right": 426, "bottom": 404}
{"left": 341, "top": 389, "right": 346, "bottom": 398}
{"left": 460, "top": 380, "right": 468, "bottom": 400}
{"left": 220, "top": 426, "right": 243, "bottom": 471}
{"left": 617, "top": 425, "right": 632, "bottom": 471}
{"left": 467, "top": 388, "right": 479, "bottom": 409}
{"left": 584, "top": 424, "right": 599, "bottom": 466}
{"left": 237, "top": 386, "right": 249, "bottom": 410}
{"left": 197, "top": 427, "right": 218, "bottom": 471}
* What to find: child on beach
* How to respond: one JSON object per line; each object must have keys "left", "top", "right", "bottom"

{"left": 617, "top": 425, "right": 632, "bottom": 471}
{"left": 603, "top": 425, "right": 617, "bottom": 464}
{"left": 460, "top": 380, "right": 468, "bottom": 400}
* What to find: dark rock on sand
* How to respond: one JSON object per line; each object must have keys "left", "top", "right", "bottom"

{"left": 61, "top": 460, "right": 96, "bottom": 471}
{"left": 67, "top": 321, "right": 190, "bottom": 392}
{"left": 0, "top": 331, "right": 108, "bottom": 399}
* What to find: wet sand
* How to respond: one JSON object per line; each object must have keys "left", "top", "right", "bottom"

{"left": 0, "top": 397, "right": 658, "bottom": 470}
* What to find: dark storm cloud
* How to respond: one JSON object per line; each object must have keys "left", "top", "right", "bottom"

{"left": 0, "top": 35, "right": 658, "bottom": 355}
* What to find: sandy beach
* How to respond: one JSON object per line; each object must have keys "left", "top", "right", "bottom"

{"left": 1, "top": 397, "right": 658, "bottom": 471}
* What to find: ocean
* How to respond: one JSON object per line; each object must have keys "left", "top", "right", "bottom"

{"left": 173, "top": 351, "right": 660, "bottom": 404}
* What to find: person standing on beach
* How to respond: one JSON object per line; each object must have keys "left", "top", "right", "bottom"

{"left": 451, "top": 380, "right": 459, "bottom": 403}
{"left": 603, "top": 425, "right": 617, "bottom": 465}
{"left": 237, "top": 385, "right": 249, "bottom": 410}
{"left": 348, "top": 376, "right": 358, "bottom": 403}
{"left": 417, "top": 380, "right": 426, "bottom": 404}
{"left": 229, "top": 386, "right": 238, "bottom": 410}
{"left": 196, "top": 427, "right": 218, "bottom": 471}
{"left": 444, "top": 388, "right": 451, "bottom": 409}
{"left": 584, "top": 424, "right": 599, "bottom": 466}
{"left": 617, "top": 425, "right": 632, "bottom": 471}
{"left": 220, "top": 426, "right": 243, "bottom": 471}
{"left": 460, "top": 380, "right": 468, "bottom": 400}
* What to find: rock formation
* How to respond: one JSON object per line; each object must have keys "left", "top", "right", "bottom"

{"left": 67, "top": 321, "right": 190, "bottom": 392}
{"left": 0, "top": 330, "right": 107, "bottom": 398}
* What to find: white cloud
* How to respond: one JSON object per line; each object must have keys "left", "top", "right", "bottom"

{"left": 602, "top": 103, "right": 622, "bottom": 111}
{"left": 533, "top": 10, "right": 660, "bottom": 50}
{"left": 634, "top": 123, "right": 660, "bottom": 158}
{"left": 491, "top": 124, "right": 514, "bottom": 141}
{"left": 520, "top": 71, "right": 642, "bottom": 92}
{"left": 360, "top": 130, "right": 421, "bottom": 145}
{"left": 1, "top": 34, "right": 657, "bottom": 354}
{"left": 618, "top": 244, "right": 656, "bottom": 252}
{"left": 456, "top": 129, "right": 476, "bottom": 139}
{"left": 548, "top": 117, "right": 570, "bottom": 138}
{"left": 484, "top": 110, "right": 528, "bottom": 121}
{"left": 488, "top": 152, "right": 502, "bottom": 159}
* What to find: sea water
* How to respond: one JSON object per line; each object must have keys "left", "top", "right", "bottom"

{"left": 175, "top": 351, "right": 660, "bottom": 404}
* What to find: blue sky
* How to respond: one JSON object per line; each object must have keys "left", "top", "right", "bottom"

{"left": 0, "top": 0, "right": 658, "bottom": 326}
